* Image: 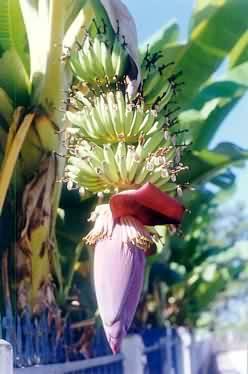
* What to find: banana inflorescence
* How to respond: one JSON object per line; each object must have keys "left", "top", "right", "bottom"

{"left": 65, "top": 21, "right": 188, "bottom": 196}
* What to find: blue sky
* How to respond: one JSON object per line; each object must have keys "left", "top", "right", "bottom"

{"left": 123, "top": 0, "right": 247, "bottom": 205}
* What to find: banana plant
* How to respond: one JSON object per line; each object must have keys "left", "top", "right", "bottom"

{"left": 0, "top": 0, "right": 100, "bottom": 316}
{"left": 1, "top": 0, "right": 247, "bottom": 355}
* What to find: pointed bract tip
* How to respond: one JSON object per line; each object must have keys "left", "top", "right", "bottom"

{"left": 104, "top": 320, "right": 125, "bottom": 354}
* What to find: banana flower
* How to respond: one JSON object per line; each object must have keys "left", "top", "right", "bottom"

{"left": 86, "top": 183, "right": 184, "bottom": 353}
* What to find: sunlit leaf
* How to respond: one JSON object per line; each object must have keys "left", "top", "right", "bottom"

{"left": 180, "top": 142, "right": 248, "bottom": 186}
{"left": 0, "top": 0, "right": 29, "bottom": 69}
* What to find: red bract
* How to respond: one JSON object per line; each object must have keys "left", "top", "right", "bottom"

{"left": 110, "top": 182, "right": 185, "bottom": 226}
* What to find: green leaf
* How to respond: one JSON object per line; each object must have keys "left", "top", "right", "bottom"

{"left": 140, "top": 21, "right": 179, "bottom": 57}
{"left": 169, "top": 0, "right": 248, "bottom": 108}
{"left": 229, "top": 30, "right": 248, "bottom": 68}
{"left": 193, "top": 94, "right": 239, "bottom": 150}
{"left": 0, "top": 0, "right": 29, "bottom": 70}
{"left": 65, "top": 0, "right": 88, "bottom": 32}
{"left": 182, "top": 188, "right": 215, "bottom": 228}
{"left": 194, "top": 274, "right": 226, "bottom": 311}
{"left": 179, "top": 62, "right": 248, "bottom": 149}
{"left": 149, "top": 262, "right": 183, "bottom": 288}
{"left": 0, "top": 88, "right": 13, "bottom": 123}
{"left": 210, "top": 169, "right": 236, "bottom": 189}
{"left": 56, "top": 190, "right": 96, "bottom": 298}
{"left": 194, "top": 246, "right": 228, "bottom": 267}
{"left": 0, "top": 49, "right": 30, "bottom": 105}
{"left": 180, "top": 142, "right": 248, "bottom": 185}
{"left": 37, "top": 0, "right": 65, "bottom": 115}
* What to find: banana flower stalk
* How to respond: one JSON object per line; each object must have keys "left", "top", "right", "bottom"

{"left": 85, "top": 183, "right": 184, "bottom": 353}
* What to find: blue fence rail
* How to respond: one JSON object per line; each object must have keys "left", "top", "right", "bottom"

{"left": 0, "top": 308, "right": 191, "bottom": 373}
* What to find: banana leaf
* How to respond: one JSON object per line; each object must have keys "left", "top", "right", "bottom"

{"left": 179, "top": 142, "right": 248, "bottom": 185}
{"left": 139, "top": 20, "right": 179, "bottom": 57}
{"left": 188, "top": 62, "right": 248, "bottom": 148}
{"left": 144, "top": 0, "right": 248, "bottom": 108}
{"left": 0, "top": 0, "right": 29, "bottom": 70}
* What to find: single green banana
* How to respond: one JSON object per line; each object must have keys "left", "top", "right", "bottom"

{"left": 128, "top": 107, "right": 145, "bottom": 137}
{"left": 68, "top": 158, "right": 98, "bottom": 179}
{"left": 111, "top": 35, "right": 122, "bottom": 74}
{"left": 87, "top": 42, "right": 105, "bottom": 79}
{"left": 101, "top": 40, "right": 114, "bottom": 78}
{"left": 112, "top": 36, "right": 128, "bottom": 77}
{"left": 116, "top": 91, "right": 126, "bottom": 136}
{"left": 146, "top": 117, "right": 165, "bottom": 137}
{"left": 142, "top": 131, "right": 164, "bottom": 158}
{"left": 99, "top": 95, "right": 114, "bottom": 140}
{"left": 104, "top": 93, "right": 117, "bottom": 139}
{"left": 115, "top": 142, "right": 128, "bottom": 183}
{"left": 78, "top": 49, "right": 94, "bottom": 80}
{"left": 88, "top": 143, "right": 105, "bottom": 164}
{"left": 103, "top": 144, "right": 120, "bottom": 183}
{"left": 106, "top": 91, "right": 119, "bottom": 138}
{"left": 138, "top": 111, "right": 157, "bottom": 135}
{"left": 125, "top": 102, "right": 134, "bottom": 138}
{"left": 93, "top": 36, "right": 103, "bottom": 65}
{"left": 90, "top": 105, "right": 110, "bottom": 139}
{"left": 108, "top": 92, "right": 123, "bottom": 136}
{"left": 134, "top": 163, "right": 151, "bottom": 185}
{"left": 127, "top": 143, "right": 144, "bottom": 182}
{"left": 70, "top": 51, "right": 88, "bottom": 81}
{"left": 101, "top": 159, "right": 118, "bottom": 185}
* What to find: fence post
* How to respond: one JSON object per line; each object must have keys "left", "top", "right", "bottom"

{"left": 177, "top": 327, "right": 193, "bottom": 374}
{"left": 164, "top": 327, "right": 173, "bottom": 374}
{"left": 0, "top": 339, "right": 13, "bottom": 374}
{"left": 173, "top": 329, "right": 184, "bottom": 374}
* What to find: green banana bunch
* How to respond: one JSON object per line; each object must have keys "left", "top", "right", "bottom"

{"left": 67, "top": 89, "right": 165, "bottom": 144}
{"left": 141, "top": 47, "right": 183, "bottom": 111}
{"left": 69, "top": 0, "right": 141, "bottom": 97}
{"left": 70, "top": 32, "right": 129, "bottom": 87}
{"left": 65, "top": 133, "right": 187, "bottom": 194}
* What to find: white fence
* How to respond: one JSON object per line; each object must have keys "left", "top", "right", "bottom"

{"left": 0, "top": 329, "right": 197, "bottom": 374}
{"left": 0, "top": 340, "right": 13, "bottom": 374}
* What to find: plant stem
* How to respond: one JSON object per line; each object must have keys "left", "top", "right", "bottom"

{"left": 39, "top": 0, "right": 65, "bottom": 124}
